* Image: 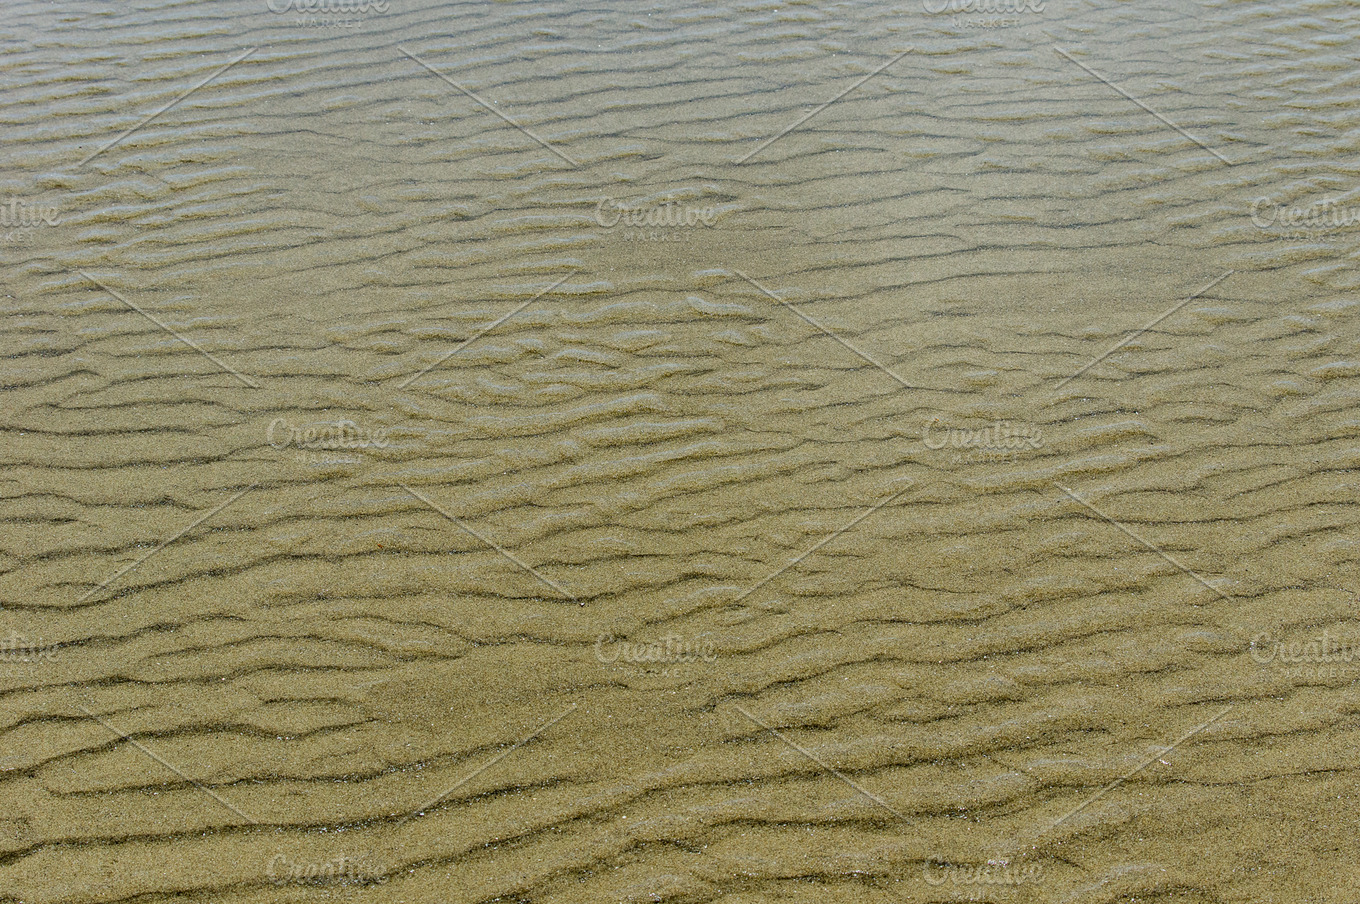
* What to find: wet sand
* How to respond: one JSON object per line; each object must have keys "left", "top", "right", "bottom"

{"left": 2, "top": 0, "right": 1359, "bottom": 901}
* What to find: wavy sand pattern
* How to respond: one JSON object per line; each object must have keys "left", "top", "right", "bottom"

{"left": 1, "top": 0, "right": 1359, "bottom": 901}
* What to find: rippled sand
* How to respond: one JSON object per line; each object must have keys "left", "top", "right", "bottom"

{"left": 2, "top": 0, "right": 1359, "bottom": 901}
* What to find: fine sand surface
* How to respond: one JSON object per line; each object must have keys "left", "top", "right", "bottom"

{"left": 2, "top": 0, "right": 1359, "bottom": 901}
